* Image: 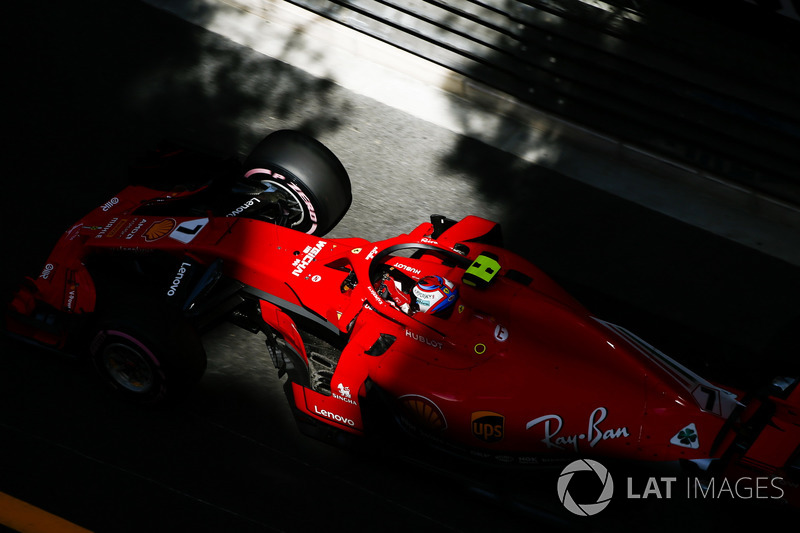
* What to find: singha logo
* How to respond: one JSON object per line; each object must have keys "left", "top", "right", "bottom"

{"left": 337, "top": 383, "right": 351, "bottom": 399}
{"left": 333, "top": 383, "right": 357, "bottom": 406}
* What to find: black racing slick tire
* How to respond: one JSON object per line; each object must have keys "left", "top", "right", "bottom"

{"left": 242, "top": 130, "right": 352, "bottom": 236}
{"left": 89, "top": 310, "right": 207, "bottom": 406}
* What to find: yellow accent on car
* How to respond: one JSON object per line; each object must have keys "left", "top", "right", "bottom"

{"left": 462, "top": 253, "right": 501, "bottom": 288}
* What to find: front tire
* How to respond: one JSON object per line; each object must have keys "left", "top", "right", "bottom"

{"left": 242, "top": 130, "right": 352, "bottom": 236}
{"left": 89, "top": 311, "right": 207, "bottom": 406}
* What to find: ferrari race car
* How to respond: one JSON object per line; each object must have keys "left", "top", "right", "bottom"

{"left": 6, "top": 130, "right": 800, "bottom": 502}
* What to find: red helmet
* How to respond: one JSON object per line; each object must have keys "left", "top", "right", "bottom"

{"left": 412, "top": 275, "right": 459, "bottom": 314}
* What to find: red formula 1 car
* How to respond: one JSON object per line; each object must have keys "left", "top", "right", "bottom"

{"left": 6, "top": 130, "right": 800, "bottom": 501}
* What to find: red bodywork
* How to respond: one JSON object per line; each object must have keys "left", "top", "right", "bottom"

{"left": 6, "top": 183, "right": 800, "bottom": 496}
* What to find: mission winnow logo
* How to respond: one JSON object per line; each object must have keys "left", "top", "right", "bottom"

{"left": 556, "top": 459, "right": 786, "bottom": 516}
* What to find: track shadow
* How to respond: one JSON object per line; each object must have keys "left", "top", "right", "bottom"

{"left": 443, "top": 135, "right": 800, "bottom": 388}
{"left": 2, "top": 0, "right": 348, "bottom": 294}
{"left": 434, "top": 0, "right": 800, "bottom": 386}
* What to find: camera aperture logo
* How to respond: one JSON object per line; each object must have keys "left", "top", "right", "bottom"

{"left": 557, "top": 459, "right": 614, "bottom": 516}
{"left": 557, "top": 459, "right": 787, "bottom": 517}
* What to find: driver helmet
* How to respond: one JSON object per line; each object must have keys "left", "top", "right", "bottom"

{"left": 412, "top": 275, "right": 459, "bottom": 315}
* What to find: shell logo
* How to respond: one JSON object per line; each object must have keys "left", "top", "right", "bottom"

{"left": 143, "top": 219, "right": 177, "bottom": 241}
{"left": 398, "top": 395, "right": 447, "bottom": 431}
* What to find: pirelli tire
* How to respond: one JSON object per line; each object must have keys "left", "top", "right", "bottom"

{"left": 243, "top": 130, "right": 352, "bottom": 236}
{"left": 89, "top": 309, "right": 207, "bottom": 406}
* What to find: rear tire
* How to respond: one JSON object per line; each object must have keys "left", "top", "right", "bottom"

{"left": 242, "top": 130, "right": 352, "bottom": 236}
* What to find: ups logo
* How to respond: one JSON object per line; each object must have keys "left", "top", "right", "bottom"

{"left": 471, "top": 411, "right": 504, "bottom": 443}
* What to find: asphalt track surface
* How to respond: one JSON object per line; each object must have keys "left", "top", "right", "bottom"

{"left": 2, "top": 1, "right": 800, "bottom": 532}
